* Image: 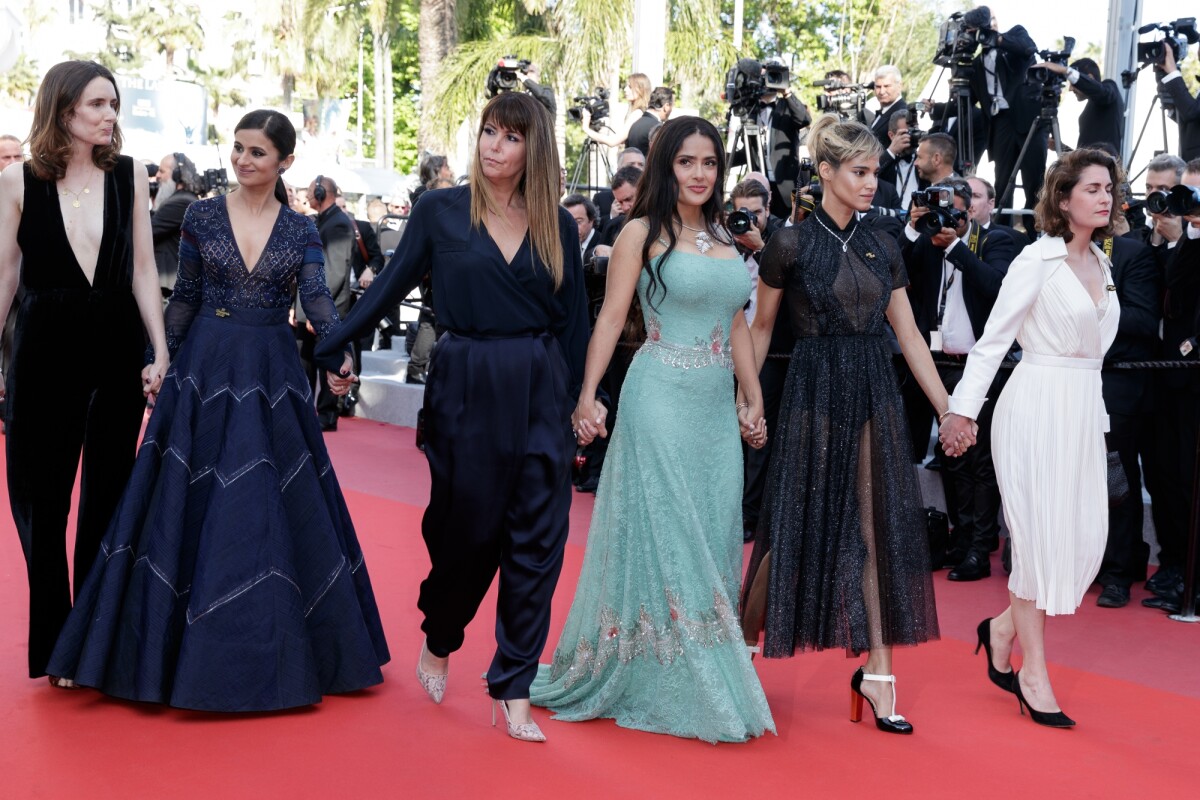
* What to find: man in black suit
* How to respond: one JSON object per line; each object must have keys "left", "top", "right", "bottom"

{"left": 1060, "top": 58, "right": 1124, "bottom": 152}
{"left": 861, "top": 65, "right": 907, "bottom": 150}
{"left": 879, "top": 110, "right": 921, "bottom": 200}
{"left": 297, "top": 176, "right": 354, "bottom": 431}
{"left": 1126, "top": 154, "right": 1187, "bottom": 265}
{"left": 1093, "top": 235, "right": 1161, "bottom": 607}
{"left": 966, "top": 175, "right": 1028, "bottom": 245}
{"left": 903, "top": 178, "right": 1017, "bottom": 579}
{"left": 1157, "top": 47, "right": 1200, "bottom": 161}
{"left": 151, "top": 152, "right": 203, "bottom": 299}
{"left": 962, "top": 7, "right": 1044, "bottom": 227}
{"left": 739, "top": 76, "right": 812, "bottom": 219}
{"left": 1143, "top": 160, "right": 1200, "bottom": 610}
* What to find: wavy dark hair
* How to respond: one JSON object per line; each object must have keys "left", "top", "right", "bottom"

{"left": 627, "top": 116, "right": 730, "bottom": 311}
{"left": 234, "top": 109, "right": 297, "bottom": 205}
{"left": 28, "top": 60, "right": 122, "bottom": 181}
{"left": 1035, "top": 147, "right": 1125, "bottom": 242}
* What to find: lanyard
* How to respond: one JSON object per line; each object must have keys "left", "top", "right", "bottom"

{"left": 937, "top": 225, "right": 981, "bottom": 326}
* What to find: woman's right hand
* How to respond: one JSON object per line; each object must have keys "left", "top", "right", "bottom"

{"left": 939, "top": 413, "right": 978, "bottom": 457}
{"left": 571, "top": 397, "right": 608, "bottom": 446}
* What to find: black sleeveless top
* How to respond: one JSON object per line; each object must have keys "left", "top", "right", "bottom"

{"left": 16, "top": 155, "right": 136, "bottom": 292}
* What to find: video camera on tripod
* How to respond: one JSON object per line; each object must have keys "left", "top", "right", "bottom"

{"left": 567, "top": 88, "right": 610, "bottom": 131}
{"left": 933, "top": 11, "right": 999, "bottom": 70}
{"left": 486, "top": 55, "right": 532, "bottom": 97}
{"left": 723, "top": 58, "right": 791, "bottom": 118}
{"left": 1028, "top": 38, "right": 1076, "bottom": 107}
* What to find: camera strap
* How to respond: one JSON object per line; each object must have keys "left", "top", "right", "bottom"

{"left": 937, "top": 224, "right": 979, "bottom": 327}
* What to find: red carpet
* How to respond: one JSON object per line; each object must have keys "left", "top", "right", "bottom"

{"left": 1, "top": 417, "right": 1194, "bottom": 798}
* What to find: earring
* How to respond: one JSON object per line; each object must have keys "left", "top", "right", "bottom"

{"left": 278, "top": 167, "right": 286, "bottom": 175}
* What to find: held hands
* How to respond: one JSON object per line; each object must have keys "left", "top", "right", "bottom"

{"left": 571, "top": 397, "right": 608, "bottom": 446}
{"left": 326, "top": 353, "right": 357, "bottom": 397}
{"left": 142, "top": 354, "right": 169, "bottom": 403}
{"left": 938, "top": 413, "right": 979, "bottom": 458}
{"left": 738, "top": 400, "right": 768, "bottom": 450}
{"left": 359, "top": 268, "right": 375, "bottom": 289}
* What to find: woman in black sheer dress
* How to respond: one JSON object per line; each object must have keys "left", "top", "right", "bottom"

{"left": 742, "top": 114, "right": 964, "bottom": 734}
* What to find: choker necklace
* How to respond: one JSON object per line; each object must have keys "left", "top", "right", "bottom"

{"left": 679, "top": 221, "right": 715, "bottom": 254}
{"left": 59, "top": 168, "right": 97, "bottom": 209}
{"left": 813, "top": 212, "right": 857, "bottom": 253}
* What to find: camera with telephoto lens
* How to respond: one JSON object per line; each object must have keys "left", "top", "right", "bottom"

{"left": 1146, "top": 184, "right": 1200, "bottom": 217}
{"left": 727, "top": 207, "right": 757, "bottom": 235}
{"left": 898, "top": 103, "right": 925, "bottom": 159}
{"left": 912, "top": 185, "right": 968, "bottom": 235}
{"left": 724, "top": 58, "right": 766, "bottom": 117}
{"left": 201, "top": 167, "right": 229, "bottom": 195}
{"left": 791, "top": 157, "right": 824, "bottom": 216}
{"left": 933, "top": 11, "right": 1000, "bottom": 69}
{"left": 567, "top": 88, "right": 610, "bottom": 131}
{"left": 486, "top": 55, "right": 532, "bottom": 97}
{"left": 1137, "top": 18, "right": 1199, "bottom": 67}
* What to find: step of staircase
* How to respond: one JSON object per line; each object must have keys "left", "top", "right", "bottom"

{"left": 353, "top": 346, "right": 424, "bottom": 428}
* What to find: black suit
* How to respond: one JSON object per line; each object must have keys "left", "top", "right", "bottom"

{"left": 1158, "top": 72, "right": 1200, "bottom": 161}
{"left": 1074, "top": 75, "right": 1124, "bottom": 152}
{"left": 1096, "top": 237, "right": 1161, "bottom": 589}
{"left": 733, "top": 94, "right": 812, "bottom": 218}
{"left": 862, "top": 98, "right": 908, "bottom": 150}
{"left": 151, "top": 190, "right": 199, "bottom": 296}
{"left": 967, "top": 27, "right": 1045, "bottom": 221}
{"left": 1145, "top": 232, "right": 1200, "bottom": 577}
{"left": 903, "top": 222, "right": 1017, "bottom": 560}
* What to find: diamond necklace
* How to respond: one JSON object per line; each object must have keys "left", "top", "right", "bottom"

{"left": 679, "top": 221, "right": 715, "bottom": 254}
{"left": 813, "top": 213, "right": 858, "bottom": 253}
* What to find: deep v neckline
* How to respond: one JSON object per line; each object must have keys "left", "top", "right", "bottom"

{"left": 52, "top": 170, "right": 110, "bottom": 288}
{"left": 1063, "top": 249, "right": 1108, "bottom": 311}
{"left": 483, "top": 221, "right": 529, "bottom": 267}
{"left": 222, "top": 195, "right": 285, "bottom": 275}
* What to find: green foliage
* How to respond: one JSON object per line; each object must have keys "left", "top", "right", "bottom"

{"left": 0, "top": 53, "right": 41, "bottom": 106}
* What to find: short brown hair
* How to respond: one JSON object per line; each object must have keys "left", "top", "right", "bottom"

{"left": 1034, "top": 148, "right": 1125, "bottom": 242}
{"left": 28, "top": 60, "right": 122, "bottom": 181}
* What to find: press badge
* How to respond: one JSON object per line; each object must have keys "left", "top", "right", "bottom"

{"left": 1182, "top": 337, "right": 1197, "bottom": 357}
{"left": 929, "top": 329, "right": 943, "bottom": 352}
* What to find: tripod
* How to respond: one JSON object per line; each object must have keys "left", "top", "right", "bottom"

{"left": 929, "top": 61, "right": 979, "bottom": 175}
{"left": 1126, "top": 92, "right": 1174, "bottom": 184}
{"left": 569, "top": 135, "right": 613, "bottom": 196}
{"left": 998, "top": 93, "right": 1065, "bottom": 227}
{"left": 725, "top": 111, "right": 769, "bottom": 182}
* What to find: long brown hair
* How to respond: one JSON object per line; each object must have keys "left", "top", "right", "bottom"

{"left": 28, "top": 60, "right": 123, "bottom": 181}
{"left": 627, "top": 73, "right": 652, "bottom": 112}
{"left": 1035, "top": 148, "right": 1125, "bottom": 242}
{"left": 468, "top": 92, "right": 564, "bottom": 289}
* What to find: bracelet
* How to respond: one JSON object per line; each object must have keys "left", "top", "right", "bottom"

{"left": 735, "top": 402, "right": 750, "bottom": 410}
{"left": 938, "top": 410, "right": 952, "bottom": 424}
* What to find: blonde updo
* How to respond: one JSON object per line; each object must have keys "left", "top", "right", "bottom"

{"left": 807, "top": 113, "right": 882, "bottom": 171}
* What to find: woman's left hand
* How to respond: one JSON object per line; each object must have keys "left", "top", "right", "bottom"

{"left": 326, "top": 353, "right": 357, "bottom": 396}
{"left": 939, "top": 413, "right": 979, "bottom": 457}
{"left": 738, "top": 399, "right": 768, "bottom": 450}
{"left": 142, "top": 354, "right": 169, "bottom": 403}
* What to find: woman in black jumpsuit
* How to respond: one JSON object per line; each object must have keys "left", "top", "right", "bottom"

{"left": 0, "top": 61, "right": 168, "bottom": 681}
{"left": 316, "top": 92, "right": 592, "bottom": 741}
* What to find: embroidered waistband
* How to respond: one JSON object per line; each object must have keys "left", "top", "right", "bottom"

{"left": 637, "top": 338, "right": 734, "bottom": 371}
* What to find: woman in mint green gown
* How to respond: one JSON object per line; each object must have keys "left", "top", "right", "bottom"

{"left": 529, "top": 117, "right": 775, "bottom": 743}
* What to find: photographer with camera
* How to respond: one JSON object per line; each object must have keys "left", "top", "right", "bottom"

{"left": 1128, "top": 154, "right": 1187, "bottom": 257}
{"left": 880, "top": 109, "right": 921, "bottom": 200}
{"left": 1035, "top": 58, "right": 1124, "bottom": 152}
{"left": 151, "top": 152, "right": 205, "bottom": 299}
{"left": 914, "top": 132, "right": 959, "bottom": 187}
{"left": 579, "top": 74, "right": 654, "bottom": 153}
{"left": 1157, "top": 45, "right": 1200, "bottom": 160}
{"left": 753, "top": 61, "right": 812, "bottom": 219}
{"left": 517, "top": 62, "right": 556, "bottom": 116}
{"left": 903, "top": 178, "right": 1016, "bottom": 580}
{"left": 958, "top": 7, "right": 1046, "bottom": 226}
{"left": 861, "top": 66, "right": 908, "bottom": 150}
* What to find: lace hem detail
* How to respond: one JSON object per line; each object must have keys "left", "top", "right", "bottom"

{"left": 636, "top": 339, "right": 734, "bottom": 371}
{"left": 549, "top": 589, "right": 739, "bottom": 690}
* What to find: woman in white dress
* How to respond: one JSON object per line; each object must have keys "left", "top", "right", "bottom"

{"left": 941, "top": 149, "right": 1122, "bottom": 728}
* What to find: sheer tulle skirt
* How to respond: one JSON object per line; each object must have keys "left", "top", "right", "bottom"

{"left": 743, "top": 335, "right": 939, "bottom": 657}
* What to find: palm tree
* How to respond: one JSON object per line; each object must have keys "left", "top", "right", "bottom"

{"left": 417, "top": 0, "right": 457, "bottom": 153}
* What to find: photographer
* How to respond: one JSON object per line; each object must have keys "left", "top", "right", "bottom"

{"left": 1035, "top": 58, "right": 1124, "bottom": 152}
{"left": 914, "top": 132, "right": 959, "bottom": 187}
{"left": 1128, "top": 154, "right": 1187, "bottom": 259}
{"left": 966, "top": 175, "right": 1026, "bottom": 243}
{"left": 593, "top": 165, "right": 643, "bottom": 256}
{"left": 961, "top": 6, "right": 1046, "bottom": 224}
{"left": 880, "top": 109, "right": 921, "bottom": 200}
{"left": 902, "top": 178, "right": 1016, "bottom": 579}
{"left": 562, "top": 193, "right": 600, "bottom": 264}
{"left": 580, "top": 74, "right": 653, "bottom": 152}
{"left": 861, "top": 65, "right": 908, "bottom": 149}
{"left": 516, "top": 62, "right": 556, "bottom": 116}
{"left": 1143, "top": 159, "right": 1200, "bottom": 611}
{"left": 756, "top": 63, "right": 812, "bottom": 219}
{"left": 1157, "top": 46, "right": 1200, "bottom": 160}
{"left": 151, "top": 152, "right": 204, "bottom": 299}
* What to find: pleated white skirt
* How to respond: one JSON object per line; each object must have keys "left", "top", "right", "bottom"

{"left": 991, "top": 354, "right": 1109, "bottom": 615}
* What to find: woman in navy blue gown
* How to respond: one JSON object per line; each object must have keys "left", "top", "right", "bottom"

{"left": 315, "top": 92, "right": 591, "bottom": 742}
{"left": 46, "top": 110, "right": 390, "bottom": 711}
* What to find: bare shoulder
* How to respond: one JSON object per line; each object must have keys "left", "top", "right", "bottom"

{"left": 0, "top": 162, "right": 24, "bottom": 210}
{"left": 613, "top": 216, "right": 652, "bottom": 250}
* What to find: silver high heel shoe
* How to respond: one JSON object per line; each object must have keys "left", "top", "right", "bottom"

{"left": 415, "top": 640, "right": 447, "bottom": 704}
{"left": 482, "top": 673, "right": 546, "bottom": 742}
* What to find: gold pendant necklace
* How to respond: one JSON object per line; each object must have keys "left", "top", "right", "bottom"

{"left": 59, "top": 169, "right": 96, "bottom": 208}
